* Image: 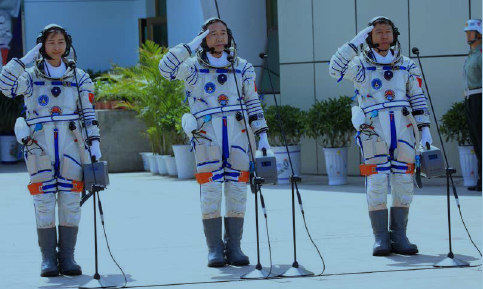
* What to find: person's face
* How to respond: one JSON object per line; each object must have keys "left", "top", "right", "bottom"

{"left": 205, "top": 21, "right": 228, "bottom": 53}
{"left": 44, "top": 31, "right": 66, "bottom": 60}
{"left": 371, "top": 23, "right": 393, "bottom": 51}
{"left": 466, "top": 30, "right": 480, "bottom": 44}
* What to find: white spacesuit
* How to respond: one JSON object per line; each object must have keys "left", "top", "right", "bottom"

{"left": 329, "top": 17, "right": 431, "bottom": 256}
{"left": 159, "top": 18, "right": 269, "bottom": 267}
{"left": 0, "top": 24, "right": 100, "bottom": 277}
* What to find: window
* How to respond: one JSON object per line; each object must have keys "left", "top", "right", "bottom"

{"left": 138, "top": 0, "right": 168, "bottom": 47}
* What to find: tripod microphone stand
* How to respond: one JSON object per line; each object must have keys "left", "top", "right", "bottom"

{"left": 224, "top": 53, "right": 271, "bottom": 279}
{"left": 412, "top": 47, "right": 469, "bottom": 268}
{"left": 259, "top": 53, "right": 313, "bottom": 277}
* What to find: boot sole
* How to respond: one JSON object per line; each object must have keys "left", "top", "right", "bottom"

{"left": 41, "top": 270, "right": 59, "bottom": 277}
{"left": 391, "top": 249, "right": 418, "bottom": 255}
{"left": 208, "top": 261, "right": 226, "bottom": 267}
{"left": 227, "top": 260, "right": 250, "bottom": 266}
{"left": 373, "top": 250, "right": 391, "bottom": 256}
{"left": 60, "top": 269, "right": 82, "bottom": 276}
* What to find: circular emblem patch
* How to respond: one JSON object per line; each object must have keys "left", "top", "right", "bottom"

{"left": 371, "top": 78, "right": 382, "bottom": 90}
{"left": 38, "top": 95, "right": 49, "bottom": 106}
{"left": 204, "top": 82, "right": 216, "bottom": 94}
{"left": 384, "top": 89, "right": 395, "bottom": 101}
{"left": 50, "top": 106, "right": 62, "bottom": 115}
{"left": 218, "top": 94, "right": 229, "bottom": 106}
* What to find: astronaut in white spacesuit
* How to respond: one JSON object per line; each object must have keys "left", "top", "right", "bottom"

{"left": 329, "top": 17, "right": 432, "bottom": 256}
{"left": 159, "top": 17, "right": 270, "bottom": 267}
{"left": 0, "top": 24, "right": 101, "bottom": 276}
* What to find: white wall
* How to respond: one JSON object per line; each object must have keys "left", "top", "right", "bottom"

{"left": 24, "top": 0, "right": 150, "bottom": 71}
{"left": 166, "top": 0, "right": 204, "bottom": 47}
{"left": 199, "top": 0, "right": 267, "bottom": 80}
{"left": 278, "top": 0, "right": 481, "bottom": 176}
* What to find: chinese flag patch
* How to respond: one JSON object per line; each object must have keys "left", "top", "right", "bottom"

{"left": 88, "top": 93, "right": 95, "bottom": 103}
{"left": 416, "top": 77, "right": 422, "bottom": 88}
{"left": 254, "top": 82, "right": 257, "bottom": 92}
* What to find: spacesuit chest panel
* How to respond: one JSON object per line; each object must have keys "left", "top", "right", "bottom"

{"left": 358, "top": 66, "right": 408, "bottom": 107}
{"left": 27, "top": 78, "right": 78, "bottom": 119}
{"left": 198, "top": 67, "right": 243, "bottom": 109}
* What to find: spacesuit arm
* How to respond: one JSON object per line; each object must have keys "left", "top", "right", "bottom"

{"left": 76, "top": 69, "right": 100, "bottom": 142}
{"left": 159, "top": 44, "right": 197, "bottom": 84}
{"left": 406, "top": 60, "right": 430, "bottom": 129}
{"left": 329, "top": 43, "right": 365, "bottom": 83}
{"left": 0, "top": 58, "right": 33, "bottom": 98}
{"left": 241, "top": 60, "right": 268, "bottom": 135}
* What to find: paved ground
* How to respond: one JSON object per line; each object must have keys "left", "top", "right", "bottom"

{"left": 0, "top": 162, "right": 481, "bottom": 288}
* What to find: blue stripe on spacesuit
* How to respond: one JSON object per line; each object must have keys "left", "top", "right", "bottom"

{"left": 64, "top": 154, "right": 82, "bottom": 167}
{"left": 54, "top": 128, "right": 60, "bottom": 177}
{"left": 231, "top": 146, "right": 246, "bottom": 153}
{"left": 197, "top": 160, "right": 220, "bottom": 167}
{"left": 222, "top": 116, "right": 229, "bottom": 162}
{"left": 389, "top": 112, "right": 397, "bottom": 159}
{"left": 30, "top": 169, "right": 52, "bottom": 177}
{"left": 398, "top": 140, "right": 414, "bottom": 149}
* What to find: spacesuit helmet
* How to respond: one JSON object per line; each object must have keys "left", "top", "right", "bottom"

{"left": 197, "top": 17, "right": 237, "bottom": 67}
{"left": 36, "top": 24, "right": 72, "bottom": 60}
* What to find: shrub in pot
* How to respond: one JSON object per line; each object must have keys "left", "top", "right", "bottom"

{"left": 264, "top": 104, "right": 307, "bottom": 183}
{"left": 306, "top": 96, "right": 353, "bottom": 185}
{"left": 440, "top": 101, "right": 478, "bottom": 186}
{"left": 0, "top": 92, "right": 23, "bottom": 163}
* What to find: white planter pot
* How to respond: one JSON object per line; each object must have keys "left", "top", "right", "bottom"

{"left": 173, "top": 145, "right": 196, "bottom": 179}
{"left": 163, "top": 155, "right": 178, "bottom": 177}
{"left": 458, "top": 146, "right": 479, "bottom": 187}
{"left": 147, "top": 154, "right": 159, "bottom": 174}
{"left": 139, "top": 152, "right": 152, "bottom": 171}
{"left": 323, "top": 147, "right": 349, "bottom": 185}
{"left": 155, "top": 155, "right": 169, "bottom": 175}
{"left": 0, "top": 135, "right": 19, "bottom": 163}
{"left": 272, "top": 145, "right": 302, "bottom": 184}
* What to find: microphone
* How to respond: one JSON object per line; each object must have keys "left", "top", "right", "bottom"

{"left": 259, "top": 52, "right": 267, "bottom": 59}
{"left": 227, "top": 47, "right": 235, "bottom": 62}
{"left": 412, "top": 47, "right": 419, "bottom": 55}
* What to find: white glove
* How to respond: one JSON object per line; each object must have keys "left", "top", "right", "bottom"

{"left": 188, "top": 30, "right": 210, "bottom": 53}
{"left": 350, "top": 25, "right": 374, "bottom": 47}
{"left": 14, "top": 117, "right": 30, "bottom": 144}
{"left": 420, "top": 126, "right": 432, "bottom": 149}
{"left": 351, "top": 106, "right": 366, "bottom": 131}
{"left": 20, "top": 43, "right": 42, "bottom": 66}
{"left": 182, "top": 113, "right": 198, "bottom": 138}
{"left": 258, "top": 132, "right": 271, "bottom": 152}
{"left": 89, "top": 140, "right": 102, "bottom": 162}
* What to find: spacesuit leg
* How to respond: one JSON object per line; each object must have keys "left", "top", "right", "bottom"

{"left": 389, "top": 112, "right": 418, "bottom": 254}
{"left": 357, "top": 117, "right": 391, "bottom": 255}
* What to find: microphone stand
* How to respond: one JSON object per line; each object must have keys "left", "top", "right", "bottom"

{"left": 412, "top": 47, "right": 469, "bottom": 268}
{"left": 260, "top": 53, "right": 313, "bottom": 277}
{"left": 68, "top": 61, "right": 117, "bottom": 288}
{"left": 226, "top": 53, "right": 271, "bottom": 279}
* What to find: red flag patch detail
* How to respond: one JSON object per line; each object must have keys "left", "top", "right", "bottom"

{"left": 416, "top": 77, "right": 422, "bottom": 88}
{"left": 88, "top": 93, "right": 95, "bottom": 103}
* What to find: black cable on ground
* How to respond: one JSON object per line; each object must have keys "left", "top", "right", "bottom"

{"left": 97, "top": 192, "right": 128, "bottom": 288}
{"left": 294, "top": 182, "right": 326, "bottom": 276}
{"left": 258, "top": 190, "right": 273, "bottom": 278}
{"left": 114, "top": 263, "right": 482, "bottom": 288}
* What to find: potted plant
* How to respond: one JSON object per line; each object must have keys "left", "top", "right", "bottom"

{"left": 264, "top": 104, "right": 306, "bottom": 184}
{"left": 440, "top": 101, "right": 478, "bottom": 187}
{"left": 307, "top": 96, "right": 353, "bottom": 185}
{"left": 0, "top": 92, "right": 23, "bottom": 163}
{"left": 96, "top": 41, "right": 187, "bottom": 175}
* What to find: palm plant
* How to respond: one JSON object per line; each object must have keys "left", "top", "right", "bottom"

{"left": 95, "top": 41, "right": 188, "bottom": 154}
